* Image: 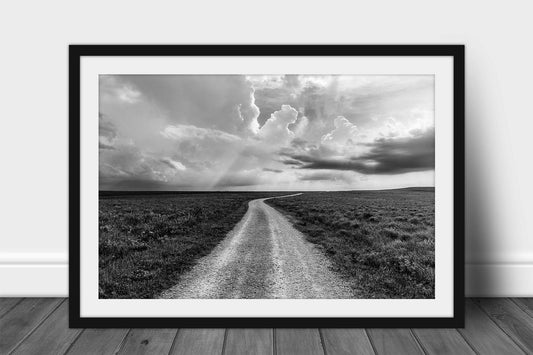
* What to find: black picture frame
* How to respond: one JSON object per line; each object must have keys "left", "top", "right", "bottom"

{"left": 69, "top": 45, "right": 465, "bottom": 328}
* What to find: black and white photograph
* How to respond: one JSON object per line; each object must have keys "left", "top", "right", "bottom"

{"left": 71, "top": 45, "right": 462, "bottom": 327}
{"left": 98, "top": 74, "right": 436, "bottom": 300}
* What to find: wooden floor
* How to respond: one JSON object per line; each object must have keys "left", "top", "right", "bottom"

{"left": 1, "top": 298, "right": 533, "bottom": 354}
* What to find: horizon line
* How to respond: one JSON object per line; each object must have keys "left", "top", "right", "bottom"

{"left": 99, "top": 186, "right": 435, "bottom": 193}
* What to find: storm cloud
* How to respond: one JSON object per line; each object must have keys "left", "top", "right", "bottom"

{"left": 99, "top": 74, "right": 435, "bottom": 190}
{"left": 284, "top": 128, "right": 435, "bottom": 175}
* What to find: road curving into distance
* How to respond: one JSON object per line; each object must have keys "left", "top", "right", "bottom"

{"left": 160, "top": 194, "right": 354, "bottom": 299}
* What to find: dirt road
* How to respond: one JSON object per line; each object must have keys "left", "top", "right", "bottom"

{"left": 160, "top": 194, "right": 354, "bottom": 299}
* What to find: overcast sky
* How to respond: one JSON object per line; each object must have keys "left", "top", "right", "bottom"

{"left": 99, "top": 74, "right": 434, "bottom": 191}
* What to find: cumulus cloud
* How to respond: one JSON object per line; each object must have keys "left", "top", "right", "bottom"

{"left": 257, "top": 105, "right": 299, "bottom": 145}
{"left": 289, "top": 115, "right": 309, "bottom": 137}
{"left": 321, "top": 116, "right": 359, "bottom": 147}
{"left": 378, "top": 110, "right": 433, "bottom": 139}
{"left": 99, "top": 74, "right": 435, "bottom": 190}
{"left": 252, "top": 75, "right": 434, "bottom": 140}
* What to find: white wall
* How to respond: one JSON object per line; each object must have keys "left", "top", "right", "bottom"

{"left": 1, "top": 0, "right": 532, "bottom": 296}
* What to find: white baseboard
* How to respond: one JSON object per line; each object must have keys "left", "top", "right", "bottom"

{"left": 465, "top": 263, "right": 533, "bottom": 297}
{"left": 0, "top": 252, "right": 68, "bottom": 296}
{"left": 0, "top": 264, "right": 68, "bottom": 297}
{"left": 1, "top": 256, "right": 532, "bottom": 297}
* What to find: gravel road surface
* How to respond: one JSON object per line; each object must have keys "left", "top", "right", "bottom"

{"left": 160, "top": 194, "right": 354, "bottom": 299}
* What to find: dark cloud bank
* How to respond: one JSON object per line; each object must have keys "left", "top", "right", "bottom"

{"left": 283, "top": 128, "right": 434, "bottom": 175}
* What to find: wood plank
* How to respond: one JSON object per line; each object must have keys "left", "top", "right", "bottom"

{"left": 66, "top": 328, "right": 129, "bottom": 355}
{"left": 0, "top": 298, "right": 63, "bottom": 354}
{"left": 321, "top": 329, "right": 374, "bottom": 355}
{"left": 276, "top": 329, "right": 324, "bottom": 355}
{"left": 458, "top": 299, "right": 525, "bottom": 355}
{"left": 171, "top": 329, "right": 225, "bottom": 355}
{"left": 0, "top": 297, "right": 22, "bottom": 318}
{"left": 475, "top": 298, "right": 533, "bottom": 353}
{"left": 413, "top": 329, "right": 475, "bottom": 355}
{"left": 2, "top": 297, "right": 533, "bottom": 355}
{"left": 366, "top": 329, "right": 423, "bottom": 355}
{"left": 224, "top": 329, "right": 272, "bottom": 355}
{"left": 514, "top": 298, "right": 533, "bottom": 318}
{"left": 117, "top": 329, "right": 177, "bottom": 355}
{"left": 11, "top": 300, "right": 82, "bottom": 355}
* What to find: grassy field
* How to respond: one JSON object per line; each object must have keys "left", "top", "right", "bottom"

{"left": 99, "top": 191, "right": 285, "bottom": 299}
{"left": 266, "top": 188, "right": 435, "bottom": 299}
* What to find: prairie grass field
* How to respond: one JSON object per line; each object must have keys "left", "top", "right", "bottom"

{"left": 266, "top": 188, "right": 435, "bottom": 298}
{"left": 99, "top": 191, "right": 285, "bottom": 298}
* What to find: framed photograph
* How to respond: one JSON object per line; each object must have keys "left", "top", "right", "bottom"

{"left": 70, "top": 45, "right": 464, "bottom": 327}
